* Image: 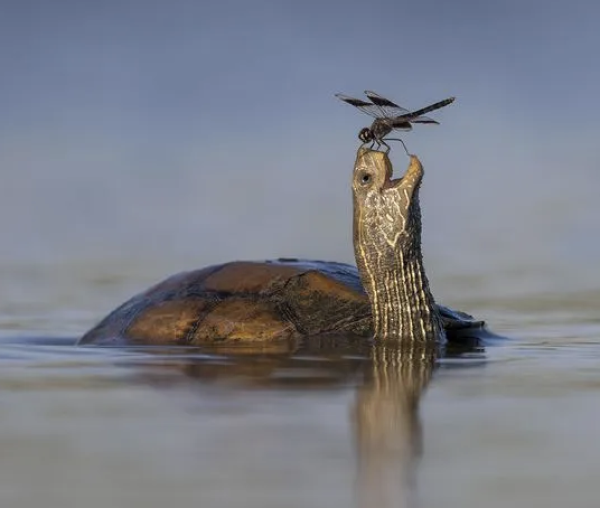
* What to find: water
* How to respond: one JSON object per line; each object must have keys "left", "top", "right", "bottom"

{"left": 1, "top": 253, "right": 599, "bottom": 508}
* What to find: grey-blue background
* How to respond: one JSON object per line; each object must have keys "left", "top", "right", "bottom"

{"left": 2, "top": 0, "right": 599, "bottom": 308}
{"left": 2, "top": 4, "right": 600, "bottom": 508}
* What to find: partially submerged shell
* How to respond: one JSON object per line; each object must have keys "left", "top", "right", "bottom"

{"left": 78, "top": 258, "right": 484, "bottom": 346}
{"left": 78, "top": 259, "right": 373, "bottom": 346}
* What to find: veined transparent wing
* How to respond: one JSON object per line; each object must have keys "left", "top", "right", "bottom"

{"left": 408, "top": 116, "right": 439, "bottom": 124}
{"left": 335, "top": 93, "right": 384, "bottom": 119}
{"left": 364, "top": 90, "right": 411, "bottom": 118}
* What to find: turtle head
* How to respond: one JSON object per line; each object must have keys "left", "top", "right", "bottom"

{"left": 352, "top": 147, "right": 424, "bottom": 254}
{"left": 351, "top": 147, "right": 441, "bottom": 341}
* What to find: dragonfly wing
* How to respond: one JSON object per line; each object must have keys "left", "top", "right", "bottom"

{"left": 410, "top": 115, "right": 440, "bottom": 124}
{"left": 335, "top": 93, "right": 383, "bottom": 119}
{"left": 364, "top": 90, "right": 411, "bottom": 118}
{"left": 391, "top": 122, "right": 413, "bottom": 132}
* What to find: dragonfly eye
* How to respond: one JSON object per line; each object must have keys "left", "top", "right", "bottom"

{"left": 359, "top": 128, "right": 372, "bottom": 143}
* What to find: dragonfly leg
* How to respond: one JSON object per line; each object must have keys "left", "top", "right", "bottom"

{"left": 385, "top": 138, "right": 410, "bottom": 156}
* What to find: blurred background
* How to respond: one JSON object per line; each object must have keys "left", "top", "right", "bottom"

{"left": 1, "top": 2, "right": 600, "bottom": 508}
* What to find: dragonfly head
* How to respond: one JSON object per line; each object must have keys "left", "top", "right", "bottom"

{"left": 359, "top": 128, "right": 374, "bottom": 144}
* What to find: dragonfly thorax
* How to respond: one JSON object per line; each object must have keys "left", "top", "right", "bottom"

{"left": 369, "top": 119, "right": 394, "bottom": 142}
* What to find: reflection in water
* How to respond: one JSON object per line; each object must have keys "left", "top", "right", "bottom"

{"left": 354, "top": 343, "right": 438, "bottom": 508}
{"left": 123, "top": 338, "right": 454, "bottom": 508}
{"left": 150, "top": 340, "right": 442, "bottom": 508}
{"left": 35, "top": 336, "right": 478, "bottom": 508}
{"left": 115, "top": 335, "right": 372, "bottom": 390}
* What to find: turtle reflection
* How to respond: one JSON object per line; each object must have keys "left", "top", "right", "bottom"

{"left": 123, "top": 338, "right": 482, "bottom": 508}
{"left": 354, "top": 342, "right": 438, "bottom": 508}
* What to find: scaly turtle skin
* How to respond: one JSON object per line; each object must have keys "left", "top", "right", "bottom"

{"left": 79, "top": 148, "right": 487, "bottom": 346}
{"left": 78, "top": 259, "right": 483, "bottom": 346}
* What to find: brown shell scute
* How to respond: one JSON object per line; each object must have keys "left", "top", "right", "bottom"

{"left": 275, "top": 270, "right": 371, "bottom": 336}
{"left": 201, "top": 261, "right": 302, "bottom": 293}
{"left": 191, "top": 299, "right": 299, "bottom": 343}
{"left": 126, "top": 300, "right": 215, "bottom": 344}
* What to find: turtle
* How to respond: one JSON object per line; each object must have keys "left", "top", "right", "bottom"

{"left": 78, "top": 148, "right": 486, "bottom": 346}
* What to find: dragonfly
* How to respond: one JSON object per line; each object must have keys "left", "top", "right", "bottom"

{"left": 335, "top": 90, "right": 455, "bottom": 152}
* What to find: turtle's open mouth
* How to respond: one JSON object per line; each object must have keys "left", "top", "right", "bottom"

{"left": 384, "top": 176, "right": 403, "bottom": 189}
{"left": 382, "top": 155, "right": 419, "bottom": 190}
{"left": 378, "top": 152, "right": 401, "bottom": 190}
{"left": 383, "top": 163, "right": 403, "bottom": 189}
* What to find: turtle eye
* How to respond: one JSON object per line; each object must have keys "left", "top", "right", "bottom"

{"left": 359, "top": 171, "right": 372, "bottom": 185}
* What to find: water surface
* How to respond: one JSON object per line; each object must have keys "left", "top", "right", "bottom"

{"left": 1, "top": 258, "right": 599, "bottom": 508}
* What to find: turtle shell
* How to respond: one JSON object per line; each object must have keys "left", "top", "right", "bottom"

{"left": 78, "top": 258, "right": 485, "bottom": 346}
{"left": 78, "top": 259, "right": 373, "bottom": 346}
